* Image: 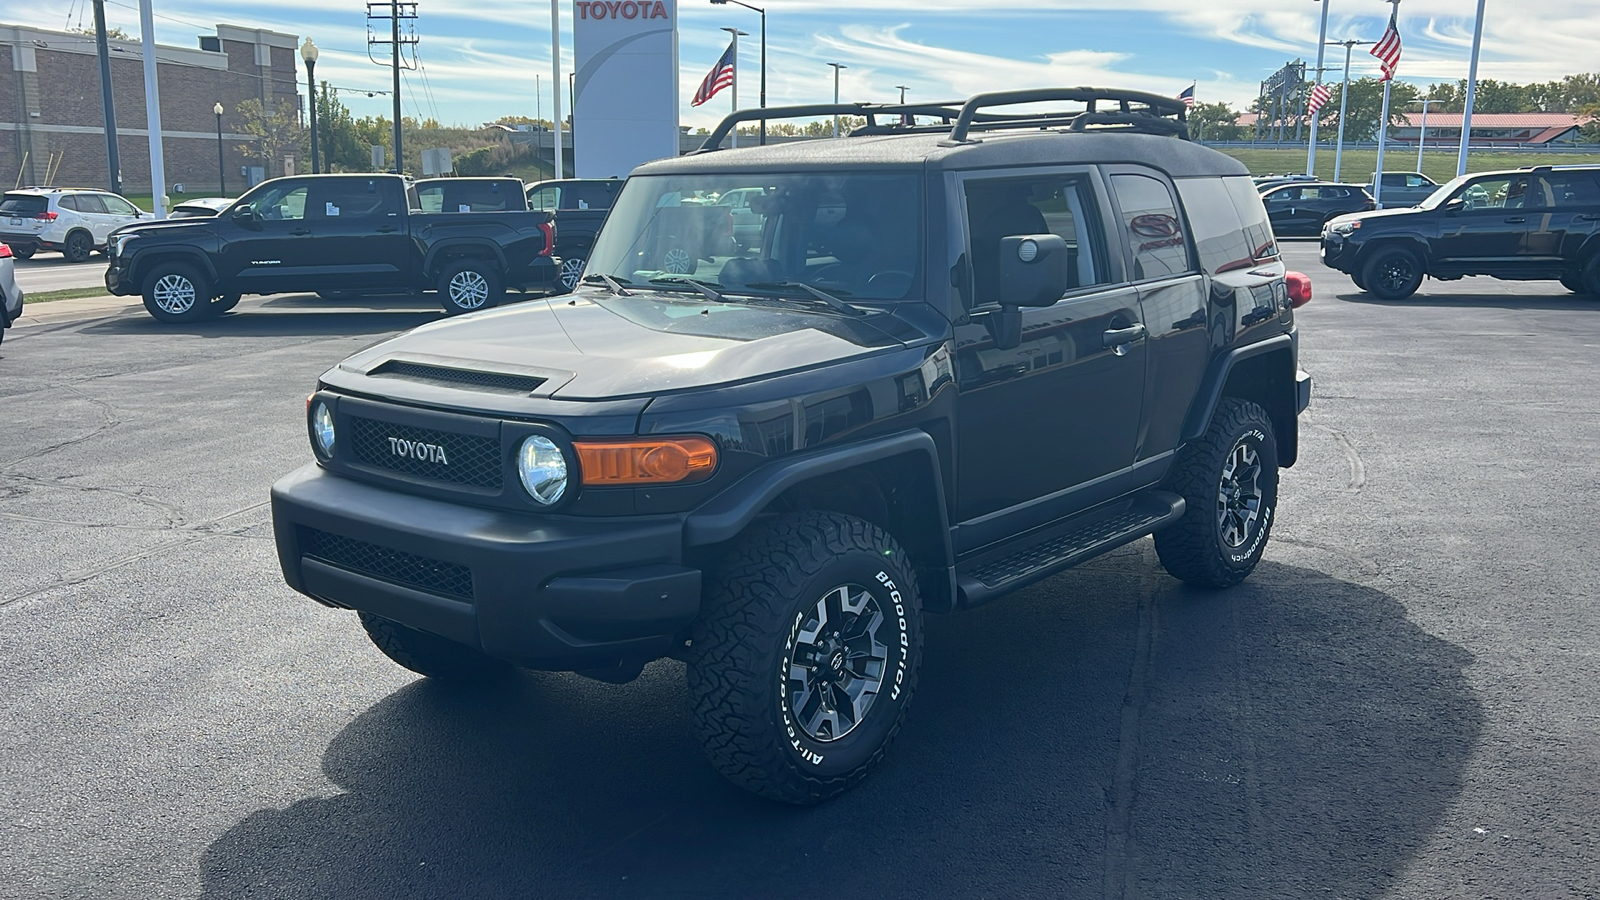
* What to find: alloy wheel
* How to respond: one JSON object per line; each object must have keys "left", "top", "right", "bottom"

{"left": 151, "top": 274, "right": 197, "bottom": 314}
{"left": 559, "top": 257, "right": 586, "bottom": 292}
{"left": 1376, "top": 255, "right": 1416, "bottom": 294}
{"left": 448, "top": 269, "right": 490, "bottom": 309}
{"left": 1217, "top": 441, "right": 1263, "bottom": 548}
{"left": 784, "top": 584, "right": 891, "bottom": 742}
{"left": 663, "top": 248, "right": 692, "bottom": 274}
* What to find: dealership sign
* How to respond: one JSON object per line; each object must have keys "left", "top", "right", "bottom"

{"left": 573, "top": 0, "right": 679, "bottom": 178}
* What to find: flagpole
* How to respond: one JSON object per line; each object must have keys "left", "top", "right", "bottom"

{"left": 1372, "top": 0, "right": 1401, "bottom": 209}
{"left": 551, "top": 0, "right": 563, "bottom": 180}
{"left": 720, "top": 27, "right": 746, "bottom": 149}
{"left": 1457, "top": 0, "right": 1487, "bottom": 177}
{"left": 1306, "top": 0, "right": 1332, "bottom": 176}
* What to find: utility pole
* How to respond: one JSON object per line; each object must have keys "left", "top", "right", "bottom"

{"left": 367, "top": 2, "right": 418, "bottom": 174}
{"left": 1328, "top": 39, "right": 1374, "bottom": 182}
{"left": 1410, "top": 97, "right": 1441, "bottom": 172}
{"left": 1306, "top": 0, "right": 1332, "bottom": 175}
{"left": 91, "top": 0, "right": 121, "bottom": 194}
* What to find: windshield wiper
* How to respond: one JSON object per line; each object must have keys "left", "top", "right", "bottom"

{"left": 648, "top": 276, "right": 726, "bottom": 303}
{"left": 582, "top": 272, "right": 632, "bottom": 295}
{"left": 742, "top": 281, "right": 865, "bottom": 316}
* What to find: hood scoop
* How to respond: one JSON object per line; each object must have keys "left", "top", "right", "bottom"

{"left": 367, "top": 360, "right": 547, "bottom": 396}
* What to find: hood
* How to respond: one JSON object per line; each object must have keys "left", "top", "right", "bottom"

{"left": 111, "top": 217, "right": 216, "bottom": 239}
{"left": 1327, "top": 205, "right": 1425, "bottom": 229}
{"left": 331, "top": 289, "right": 923, "bottom": 403}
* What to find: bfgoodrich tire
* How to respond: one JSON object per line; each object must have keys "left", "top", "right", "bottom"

{"left": 437, "top": 259, "right": 504, "bottom": 315}
{"left": 1361, "top": 245, "right": 1424, "bottom": 300}
{"left": 687, "top": 511, "right": 924, "bottom": 805}
{"left": 1155, "top": 398, "right": 1280, "bottom": 589}
{"left": 141, "top": 261, "right": 214, "bottom": 323}
{"left": 358, "top": 612, "right": 513, "bottom": 681}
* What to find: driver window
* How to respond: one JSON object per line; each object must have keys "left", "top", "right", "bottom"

{"left": 1456, "top": 176, "right": 1533, "bottom": 210}
{"left": 963, "top": 175, "right": 1105, "bottom": 306}
{"left": 248, "top": 182, "right": 309, "bottom": 220}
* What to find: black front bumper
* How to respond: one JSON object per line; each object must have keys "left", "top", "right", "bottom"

{"left": 1320, "top": 234, "right": 1357, "bottom": 273}
{"left": 271, "top": 464, "right": 702, "bottom": 670}
{"left": 105, "top": 259, "right": 136, "bottom": 296}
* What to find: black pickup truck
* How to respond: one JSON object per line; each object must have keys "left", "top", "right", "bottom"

{"left": 105, "top": 173, "right": 559, "bottom": 322}
{"left": 526, "top": 178, "right": 621, "bottom": 292}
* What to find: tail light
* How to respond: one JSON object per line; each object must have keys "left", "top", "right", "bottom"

{"left": 35, "top": 211, "right": 58, "bottom": 221}
{"left": 1285, "top": 271, "right": 1312, "bottom": 309}
{"left": 0, "top": 243, "right": 11, "bottom": 258}
{"left": 537, "top": 221, "right": 555, "bottom": 257}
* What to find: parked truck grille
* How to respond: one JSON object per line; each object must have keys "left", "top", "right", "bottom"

{"left": 300, "top": 527, "right": 474, "bottom": 601}
{"left": 348, "top": 416, "right": 503, "bottom": 490}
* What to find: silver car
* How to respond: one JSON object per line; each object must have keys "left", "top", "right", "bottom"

{"left": 0, "top": 240, "right": 23, "bottom": 347}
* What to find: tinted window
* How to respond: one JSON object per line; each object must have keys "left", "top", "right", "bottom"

{"left": 1221, "top": 176, "right": 1278, "bottom": 262}
{"left": 528, "top": 186, "right": 559, "bottom": 211}
{"left": 1453, "top": 175, "right": 1536, "bottom": 210}
{"left": 100, "top": 195, "right": 139, "bottom": 216}
{"left": 1318, "top": 186, "right": 1351, "bottom": 200}
{"left": 416, "top": 180, "right": 525, "bottom": 213}
{"left": 73, "top": 194, "right": 108, "bottom": 214}
{"left": 309, "top": 178, "right": 400, "bottom": 219}
{"left": 1544, "top": 172, "right": 1600, "bottom": 208}
{"left": 1175, "top": 177, "right": 1256, "bottom": 274}
{"left": 244, "top": 181, "right": 309, "bottom": 220}
{"left": 0, "top": 194, "right": 47, "bottom": 215}
{"left": 1110, "top": 173, "right": 1190, "bottom": 280}
{"left": 963, "top": 174, "right": 1108, "bottom": 305}
{"left": 562, "top": 181, "right": 619, "bottom": 210}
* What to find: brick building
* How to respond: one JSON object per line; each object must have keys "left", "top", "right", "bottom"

{"left": 2, "top": 22, "right": 301, "bottom": 196}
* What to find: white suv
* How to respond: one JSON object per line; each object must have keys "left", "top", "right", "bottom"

{"left": 0, "top": 188, "right": 147, "bottom": 262}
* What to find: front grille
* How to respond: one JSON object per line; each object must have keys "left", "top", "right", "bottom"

{"left": 369, "top": 361, "right": 546, "bottom": 395}
{"left": 348, "top": 416, "right": 503, "bottom": 490}
{"left": 300, "top": 528, "right": 474, "bottom": 601}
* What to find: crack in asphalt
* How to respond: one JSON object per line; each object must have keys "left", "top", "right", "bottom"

{"left": 1, "top": 383, "right": 124, "bottom": 471}
{"left": 1102, "top": 571, "right": 1158, "bottom": 900}
{"left": 1307, "top": 420, "right": 1366, "bottom": 494}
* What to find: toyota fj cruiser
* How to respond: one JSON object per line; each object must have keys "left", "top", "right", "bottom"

{"left": 270, "top": 88, "right": 1314, "bottom": 804}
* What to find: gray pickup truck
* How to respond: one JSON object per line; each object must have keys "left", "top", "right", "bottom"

{"left": 1367, "top": 171, "right": 1440, "bottom": 208}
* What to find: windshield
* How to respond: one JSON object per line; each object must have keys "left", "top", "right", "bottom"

{"left": 584, "top": 172, "right": 922, "bottom": 302}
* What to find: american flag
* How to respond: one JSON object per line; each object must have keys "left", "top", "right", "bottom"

{"left": 1178, "top": 84, "right": 1196, "bottom": 109}
{"left": 692, "top": 41, "right": 736, "bottom": 107}
{"left": 1371, "top": 7, "right": 1402, "bottom": 82}
{"left": 1307, "top": 82, "right": 1333, "bottom": 114}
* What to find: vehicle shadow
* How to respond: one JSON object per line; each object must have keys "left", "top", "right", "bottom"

{"left": 198, "top": 556, "right": 1481, "bottom": 899}
{"left": 1330, "top": 288, "right": 1598, "bottom": 311}
{"left": 76, "top": 310, "right": 444, "bottom": 339}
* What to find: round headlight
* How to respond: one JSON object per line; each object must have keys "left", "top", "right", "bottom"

{"left": 518, "top": 435, "right": 568, "bottom": 505}
{"left": 311, "top": 401, "right": 336, "bottom": 457}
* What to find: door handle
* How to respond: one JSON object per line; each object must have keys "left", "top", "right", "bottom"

{"left": 376, "top": 225, "right": 399, "bottom": 233}
{"left": 1102, "top": 322, "right": 1147, "bottom": 349}
{"left": 1504, "top": 216, "right": 1526, "bottom": 223}
{"left": 289, "top": 227, "right": 312, "bottom": 235}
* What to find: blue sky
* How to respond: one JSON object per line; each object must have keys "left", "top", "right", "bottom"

{"left": 22, "top": 0, "right": 1598, "bottom": 129}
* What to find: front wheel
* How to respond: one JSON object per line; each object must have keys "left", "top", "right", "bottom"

{"left": 212, "top": 293, "right": 241, "bottom": 313}
{"left": 10, "top": 244, "right": 35, "bottom": 260}
{"left": 1155, "top": 398, "right": 1280, "bottom": 589}
{"left": 358, "top": 612, "right": 513, "bottom": 681}
{"left": 141, "top": 262, "right": 214, "bottom": 323}
{"left": 436, "top": 259, "right": 504, "bottom": 315}
{"left": 1579, "top": 255, "right": 1600, "bottom": 297}
{"left": 1361, "top": 246, "right": 1424, "bottom": 300}
{"left": 687, "top": 511, "right": 923, "bottom": 804}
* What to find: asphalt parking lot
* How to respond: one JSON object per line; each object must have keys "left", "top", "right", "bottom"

{"left": 2, "top": 247, "right": 1597, "bottom": 898}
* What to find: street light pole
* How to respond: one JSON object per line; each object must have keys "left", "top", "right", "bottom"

{"left": 720, "top": 27, "right": 748, "bottom": 149}
{"left": 710, "top": 0, "right": 767, "bottom": 145}
{"left": 214, "top": 102, "right": 226, "bottom": 195}
{"left": 1328, "top": 39, "right": 1373, "bottom": 182}
{"left": 828, "top": 63, "right": 847, "bottom": 137}
{"left": 1410, "top": 97, "right": 1440, "bottom": 173}
{"left": 896, "top": 85, "right": 909, "bottom": 103}
{"left": 1458, "top": 0, "right": 1487, "bottom": 177}
{"left": 300, "top": 38, "right": 320, "bottom": 174}
{"left": 1306, "top": 0, "right": 1332, "bottom": 176}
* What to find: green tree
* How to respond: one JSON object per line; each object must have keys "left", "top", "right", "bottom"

{"left": 69, "top": 25, "right": 134, "bottom": 41}
{"left": 1320, "top": 78, "right": 1418, "bottom": 142}
{"left": 1189, "top": 102, "right": 1243, "bottom": 141}
{"left": 308, "top": 85, "right": 376, "bottom": 172}
{"left": 234, "top": 98, "right": 303, "bottom": 177}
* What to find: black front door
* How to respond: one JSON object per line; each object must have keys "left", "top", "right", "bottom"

{"left": 1435, "top": 174, "right": 1538, "bottom": 268}
{"left": 952, "top": 171, "right": 1145, "bottom": 548}
{"left": 304, "top": 177, "right": 410, "bottom": 291}
{"left": 216, "top": 179, "right": 312, "bottom": 293}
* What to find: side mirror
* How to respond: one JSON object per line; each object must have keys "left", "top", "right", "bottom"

{"left": 1444, "top": 198, "right": 1466, "bottom": 214}
{"left": 998, "top": 234, "right": 1071, "bottom": 309}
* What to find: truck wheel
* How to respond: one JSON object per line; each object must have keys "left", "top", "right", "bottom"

{"left": 141, "top": 262, "right": 214, "bottom": 323}
{"left": 63, "top": 230, "right": 93, "bottom": 263}
{"left": 1580, "top": 255, "right": 1600, "bottom": 296}
{"left": 1350, "top": 271, "right": 1369, "bottom": 292}
{"left": 557, "top": 256, "right": 586, "bottom": 293}
{"left": 1155, "top": 398, "right": 1280, "bottom": 589}
{"left": 686, "top": 511, "right": 923, "bottom": 805}
{"left": 358, "top": 612, "right": 513, "bottom": 681}
{"left": 10, "top": 244, "right": 35, "bottom": 260}
{"left": 212, "top": 293, "right": 241, "bottom": 314}
{"left": 437, "top": 259, "right": 504, "bottom": 315}
{"left": 1361, "top": 246, "right": 1423, "bottom": 301}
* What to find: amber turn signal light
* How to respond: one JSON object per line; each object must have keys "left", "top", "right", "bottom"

{"left": 574, "top": 437, "right": 718, "bottom": 485}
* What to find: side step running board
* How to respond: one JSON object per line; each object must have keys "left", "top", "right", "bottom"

{"left": 956, "top": 490, "right": 1185, "bottom": 608}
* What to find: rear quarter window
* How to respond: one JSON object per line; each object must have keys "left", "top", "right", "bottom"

{"left": 1222, "top": 176, "right": 1278, "bottom": 262}
{"left": 1109, "top": 173, "right": 1192, "bottom": 280}
{"left": 1174, "top": 177, "right": 1256, "bottom": 275}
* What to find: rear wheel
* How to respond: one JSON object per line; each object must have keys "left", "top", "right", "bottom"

{"left": 1361, "top": 246, "right": 1423, "bottom": 300}
{"left": 10, "top": 244, "right": 35, "bottom": 260}
{"left": 1580, "top": 255, "right": 1600, "bottom": 297}
{"left": 63, "top": 230, "right": 93, "bottom": 263}
{"left": 141, "top": 262, "right": 214, "bottom": 323}
{"left": 556, "top": 256, "right": 586, "bottom": 293}
{"left": 358, "top": 612, "right": 513, "bottom": 681}
{"left": 437, "top": 259, "right": 504, "bottom": 315}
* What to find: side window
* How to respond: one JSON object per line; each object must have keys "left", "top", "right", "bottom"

{"left": 1174, "top": 177, "right": 1255, "bottom": 274}
{"left": 1544, "top": 173, "right": 1600, "bottom": 208}
{"left": 528, "top": 186, "right": 559, "bottom": 211}
{"left": 963, "top": 174, "right": 1108, "bottom": 306}
{"left": 1456, "top": 176, "right": 1531, "bottom": 210}
{"left": 75, "top": 194, "right": 109, "bottom": 214}
{"left": 1263, "top": 188, "right": 1290, "bottom": 205}
{"left": 1110, "top": 173, "right": 1191, "bottom": 281}
{"left": 58, "top": 196, "right": 80, "bottom": 212}
{"left": 1221, "top": 176, "right": 1278, "bottom": 262}
{"left": 1406, "top": 174, "right": 1428, "bottom": 188}
{"left": 565, "top": 182, "right": 617, "bottom": 210}
{"left": 309, "top": 179, "right": 399, "bottom": 219}
{"left": 101, "top": 195, "right": 138, "bottom": 216}
{"left": 1320, "top": 186, "right": 1349, "bottom": 200}
{"left": 247, "top": 182, "right": 309, "bottom": 221}
{"left": 415, "top": 185, "right": 445, "bottom": 213}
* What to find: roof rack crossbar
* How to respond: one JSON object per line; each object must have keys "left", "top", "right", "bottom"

{"left": 698, "top": 100, "right": 970, "bottom": 152}
{"left": 947, "top": 87, "right": 1188, "bottom": 143}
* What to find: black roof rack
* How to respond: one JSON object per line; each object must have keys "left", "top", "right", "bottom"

{"left": 696, "top": 86, "right": 1189, "bottom": 153}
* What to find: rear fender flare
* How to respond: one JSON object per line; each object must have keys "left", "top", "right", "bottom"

{"left": 1182, "top": 334, "right": 1300, "bottom": 466}
{"left": 423, "top": 240, "right": 508, "bottom": 281}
